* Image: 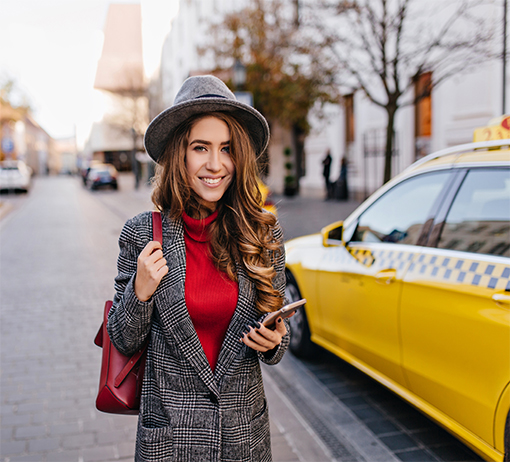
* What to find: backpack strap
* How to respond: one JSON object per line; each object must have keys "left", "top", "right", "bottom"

{"left": 113, "top": 211, "right": 162, "bottom": 387}
{"left": 152, "top": 211, "right": 162, "bottom": 245}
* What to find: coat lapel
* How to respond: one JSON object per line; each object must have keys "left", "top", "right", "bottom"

{"left": 213, "top": 264, "right": 257, "bottom": 382}
{"left": 155, "top": 214, "right": 219, "bottom": 396}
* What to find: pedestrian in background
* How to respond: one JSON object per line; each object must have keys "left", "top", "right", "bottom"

{"left": 337, "top": 157, "right": 349, "bottom": 200}
{"left": 322, "top": 150, "right": 332, "bottom": 200}
{"left": 107, "top": 75, "right": 289, "bottom": 462}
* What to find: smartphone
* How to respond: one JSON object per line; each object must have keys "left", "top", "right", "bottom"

{"left": 262, "top": 299, "right": 306, "bottom": 329}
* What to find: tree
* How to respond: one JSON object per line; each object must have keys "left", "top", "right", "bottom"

{"left": 0, "top": 77, "right": 33, "bottom": 161}
{"left": 1, "top": 76, "right": 32, "bottom": 124}
{"left": 97, "top": 69, "right": 149, "bottom": 187}
{"left": 204, "top": 0, "right": 338, "bottom": 188}
{"left": 306, "top": 0, "right": 495, "bottom": 183}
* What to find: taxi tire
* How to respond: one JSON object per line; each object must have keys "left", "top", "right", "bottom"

{"left": 286, "top": 271, "right": 316, "bottom": 359}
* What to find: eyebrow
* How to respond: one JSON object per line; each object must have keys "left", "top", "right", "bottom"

{"left": 189, "top": 139, "right": 230, "bottom": 146}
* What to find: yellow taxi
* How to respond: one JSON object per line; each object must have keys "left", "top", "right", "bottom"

{"left": 285, "top": 139, "right": 510, "bottom": 461}
{"left": 258, "top": 178, "right": 277, "bottom": 215}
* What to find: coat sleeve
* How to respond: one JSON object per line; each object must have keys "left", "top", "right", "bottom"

{"left": 258, "top": 218, "right": 290, "bottom": 365}
{"left": 107, "top": 216, "right": 154, "bottom": 356}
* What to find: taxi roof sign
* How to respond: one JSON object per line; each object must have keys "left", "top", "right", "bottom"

{"left": 473, "top": 115, "right": 510, "bottom": 142}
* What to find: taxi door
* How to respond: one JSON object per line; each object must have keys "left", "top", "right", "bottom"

{"left": 399, "top": 167, "right": 510, "bottom": 450}
{"left": 316, "top": 170, "right": 453, "bottom": 388}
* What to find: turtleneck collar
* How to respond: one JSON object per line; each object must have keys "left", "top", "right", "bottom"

{"left": 182, "top": 209, "right": 218, "bottom": 243}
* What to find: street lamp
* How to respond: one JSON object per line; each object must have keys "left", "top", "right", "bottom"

{"left": 232, "top": 59, "right": 253, "bottom": 107}
{"left": 233, "top": 59, "right": 246, "bottom": 91}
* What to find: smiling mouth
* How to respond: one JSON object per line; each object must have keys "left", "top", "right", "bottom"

{"left": 201, "top": 177, "right": 223, "bottom": 185}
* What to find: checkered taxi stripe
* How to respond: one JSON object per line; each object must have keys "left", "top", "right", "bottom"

{"left": 347, "top": 247, "right": 510, "bottom": 291}
{"left": 407, "top": 253, "right": 510, "bottom": 291}
{"left": 348, "top": 248, "right": 415, "bottom": 270}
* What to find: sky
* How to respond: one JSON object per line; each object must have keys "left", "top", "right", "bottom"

{"left": 0, "top": 0, "right": 177, "bottom": 146}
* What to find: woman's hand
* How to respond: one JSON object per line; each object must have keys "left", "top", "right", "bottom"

{"left": 134, "top": 241, "right": 168, "bottom": 302}
{"left": 240, "top": 317, "right": 287, "bottom": 353}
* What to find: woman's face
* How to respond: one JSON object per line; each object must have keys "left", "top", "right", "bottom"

{"left": 185, "top": 116, "right": 235, "bottom": 211}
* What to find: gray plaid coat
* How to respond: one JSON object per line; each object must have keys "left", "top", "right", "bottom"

{"left": 107, "top": 211, "right": 289, "bottom": 462}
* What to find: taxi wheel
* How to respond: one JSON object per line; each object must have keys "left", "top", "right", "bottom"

{"left": 286, "top": 271, "right": 315, "bottom": 359}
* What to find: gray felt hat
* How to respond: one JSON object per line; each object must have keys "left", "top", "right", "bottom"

{"left": 144, "top": 75, "right": 270, "bottom": 163}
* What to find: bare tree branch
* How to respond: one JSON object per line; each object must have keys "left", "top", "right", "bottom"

{"left": 305, "top": 0, "right": 495, "bottom": 182}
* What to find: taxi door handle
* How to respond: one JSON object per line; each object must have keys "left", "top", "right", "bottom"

{"left": 375, "top": 269, "right": 397, "bottom": 284}
{"left": 492, "top": 293, "right": 510, "bottom": 307}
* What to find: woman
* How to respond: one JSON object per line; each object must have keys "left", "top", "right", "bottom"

{"left": 107, "top": 75, "right": 289, "bottom": 462}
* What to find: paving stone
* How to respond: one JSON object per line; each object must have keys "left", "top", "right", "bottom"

{"left": 15, "top": 402, "right": 46, "bottom": 414}
{"left": 1, "top": 413, "right": 32, "bottom": 426}
{"left": 0, "top": 439, "right": 27, "bottom": 455}
{"left": 14, "top": 425, "right": 47, "bottom": 439}
{"left": 46, "top": 399, "right": 77, "bottom": 410}
{"left": 392, "top": 411, "right": 435, "bottom": 431}
{"left": 28, "top": 436, "right": 60, "bottom": 452}
{"left": 0, "top": 404, "right": 16, "bottom": 416}
{"left": 60, "top": 408, "right": 95, "bottom": 422}
{"left": 82, "top": 444, "right": 117, "bottom": 462}
{"left": 380, "top": 433, "right": 419, "bottom": 451}
{"left": 43, "top": 449, "right": 81, "bottom": 461}
{"left": 412, "top": 428, "right": 460, "bottom": 447}
{"left": 7, "top": 454, "right": 45, "bottom": 462}
{"left": 395, "top": 448, "right": 438, "bottom": 461}
{"left": 340, "top": 395, "right": 370, "bottom": 409}
{"left": 61, "top": 433, "right": 96, "bottom": 450}
{"left": 117, "top": 440, "right": 136, "bottom": 459}
{"left": 351, "top": 405, "right": 385, "bottom": 422}
{"left": 365, "top": 419, "right": 401, "bottom": 436}
{"left": 31, "top": 411, "right": 62, "bottom": 425}
{"left": 50, "top": 422, "right": 82, "bottom": 437}
{"left": 1, "top": 426, "right": 14, "bottom": 441}
{"left": 96, "top": 429, "right": 129, "bottom": 445}
{"left": 81, "top": 418, "right": 114, "bottom": 434}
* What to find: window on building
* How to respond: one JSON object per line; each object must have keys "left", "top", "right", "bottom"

{"left": 414, "top": 72, "right": 432, "bottom": 159}
{"left": 344, "top": 93, "right": 355, "bottom": 146}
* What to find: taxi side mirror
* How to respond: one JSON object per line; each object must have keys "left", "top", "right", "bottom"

{"left": 321, "top": 221, "right": 344, "bottom": 247}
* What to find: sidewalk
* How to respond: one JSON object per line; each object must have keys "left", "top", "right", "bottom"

{"left": 1, "top": 176, "right": 356, "bottom": 462}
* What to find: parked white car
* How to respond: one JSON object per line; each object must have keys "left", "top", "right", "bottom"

{"left": 0, "top": 161, "right": 32, "bottom": 193}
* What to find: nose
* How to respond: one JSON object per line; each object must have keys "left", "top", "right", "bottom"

{"left": 206, "top": 149, "right": 221, "bottom": 172}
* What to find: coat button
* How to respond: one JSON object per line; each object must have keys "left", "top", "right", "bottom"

{"left": 208, "top": 393, "right": 218, "bottom": 404}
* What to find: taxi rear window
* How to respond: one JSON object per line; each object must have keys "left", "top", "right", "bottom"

{"left": 438, "top": 168, "right": 510, "bottom": 257}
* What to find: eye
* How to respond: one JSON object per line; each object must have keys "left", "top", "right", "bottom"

{"left": 193, "top": 145, "right": 207, "bottom": 152}
{"left": 221, "top": 145, "right": 230, "bottom": 154}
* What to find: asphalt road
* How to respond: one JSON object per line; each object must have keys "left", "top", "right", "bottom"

{"left": 0, "top": 174, "right": 482, "bottom": 462}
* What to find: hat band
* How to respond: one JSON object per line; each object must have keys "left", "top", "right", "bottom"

{"left": 195, "top": 94, "right": 228, "bottom": 99}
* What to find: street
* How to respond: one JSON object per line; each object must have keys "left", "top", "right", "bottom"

{"left": 1, "top": 175, "right": 481, "bottom": 462}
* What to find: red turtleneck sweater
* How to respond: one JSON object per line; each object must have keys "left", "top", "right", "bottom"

{"left": 182, "top": 210, "right": 239, "bottom": 371}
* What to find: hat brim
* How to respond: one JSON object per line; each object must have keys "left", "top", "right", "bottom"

{"left": 144, "top": 97, "right": 270, "bottom": 163}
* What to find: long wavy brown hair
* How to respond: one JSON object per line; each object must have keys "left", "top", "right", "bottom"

{"left": 151, "top": 112, "right": 283, "bottom": 314}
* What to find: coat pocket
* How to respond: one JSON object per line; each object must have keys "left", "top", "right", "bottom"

{"left": 250, "top": 399, "right": 271, "bottom": 462}
{"left": 136, "top": 421, "right": 173, "bottom": 462}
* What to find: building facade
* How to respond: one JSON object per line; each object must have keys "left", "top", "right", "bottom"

{"left": 85, "top": 3, "right": 149, "bottom": 177}
{"left": 0, "top": 100, "right": 53, "bottom": 176}
{"left": 152, "top": 0, "right": 505, "bottom": 198}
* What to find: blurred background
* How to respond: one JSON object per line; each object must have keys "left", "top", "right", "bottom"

{"left": 0, "top": 0, "right": 506, "bottom": 199}
{"left": 1, "top": 2, "right": 508, "bottom": 461}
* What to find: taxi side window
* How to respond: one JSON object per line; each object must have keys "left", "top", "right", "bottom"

{"left": 438, "top": 168, "right": 510, "bottom": 257}
{"left": 352, "top": 172, "right": 450, "bottom": 245}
